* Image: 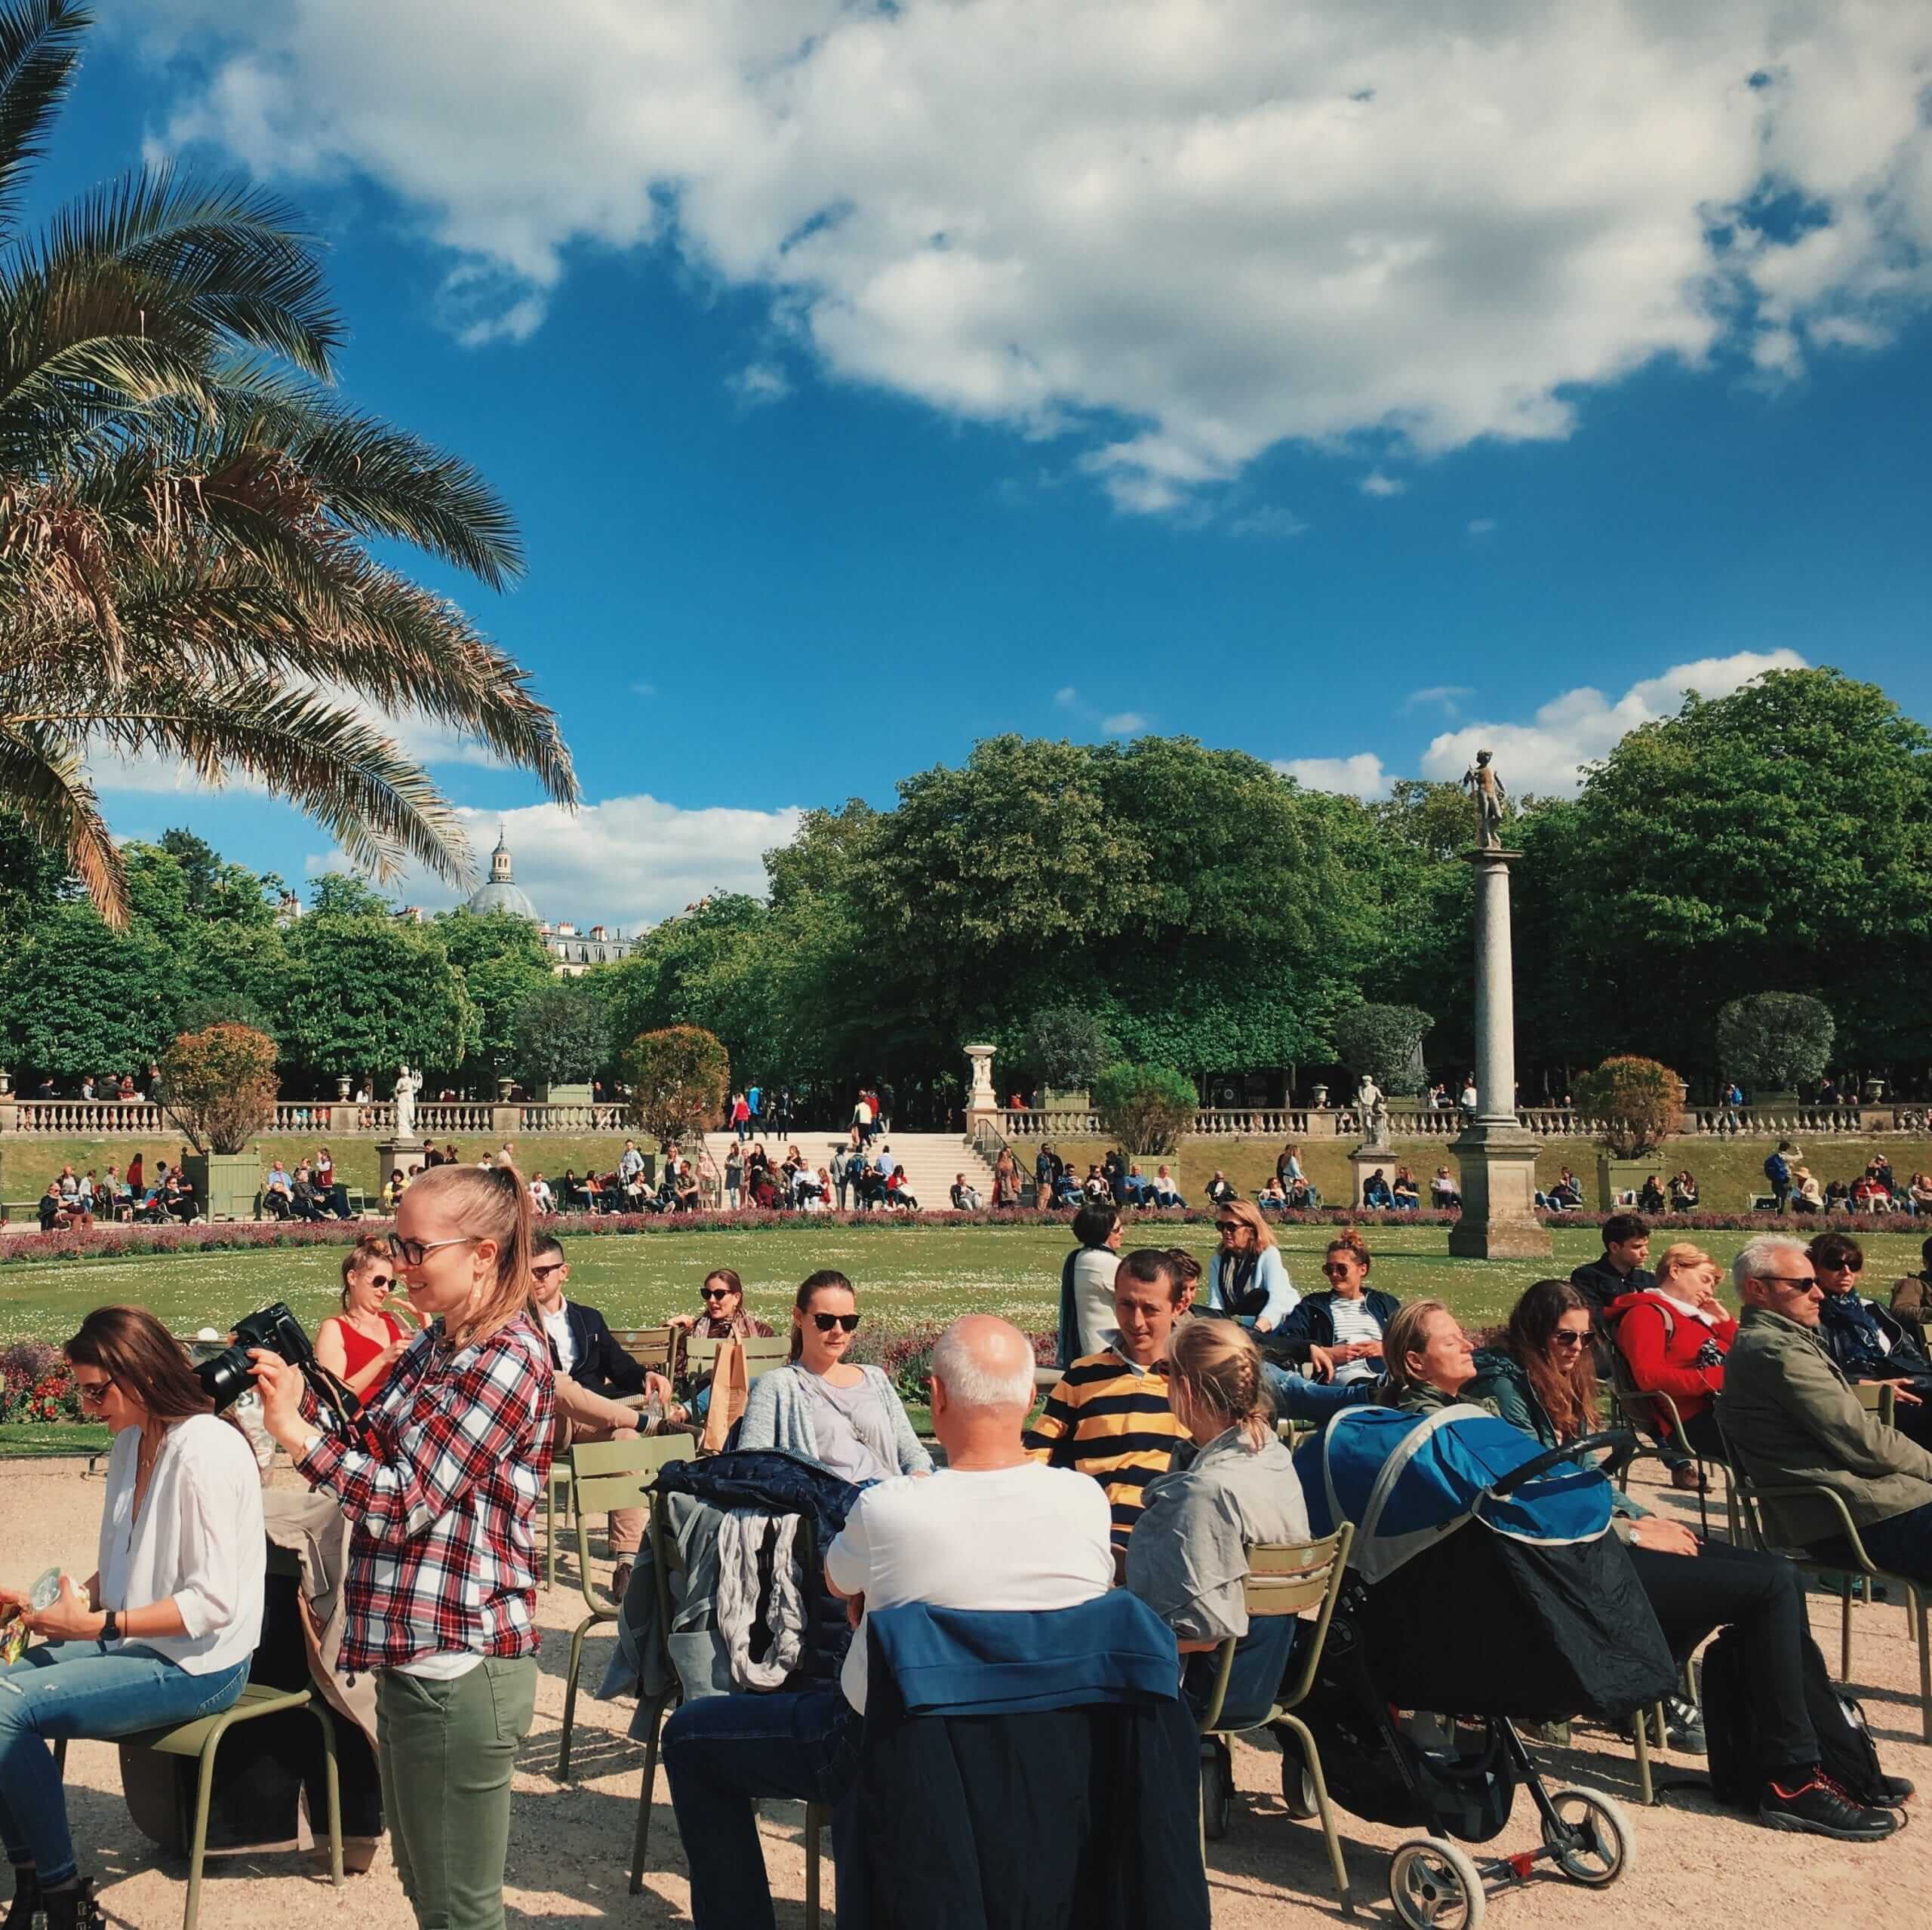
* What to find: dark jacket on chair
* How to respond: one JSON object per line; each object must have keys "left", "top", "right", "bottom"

{"left": 546, "top": 1299, "right": 648, "bottom": 1400}
{"left": 853, "top": 1596, "right": 1211, "bottom": 1930}
{"left": 1278, "top": 1288, "right": 1402, "bottom": 1350}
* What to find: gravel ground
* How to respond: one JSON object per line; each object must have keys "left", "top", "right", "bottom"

{"left": 3, "top": 1456, "right": 1927, "bottom": 1928}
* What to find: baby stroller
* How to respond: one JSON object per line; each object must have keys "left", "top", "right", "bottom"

{"left": 1290, "top": 1405, "right": 1677, "bottom": 1928}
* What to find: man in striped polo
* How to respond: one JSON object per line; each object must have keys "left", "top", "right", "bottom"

{"left": 1026, "top": 1248, "right": 1189, "bottom": 1557}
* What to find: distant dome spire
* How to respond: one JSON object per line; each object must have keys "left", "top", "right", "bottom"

{"left": 466, "top": 824, "right": 537, "bottom": 921}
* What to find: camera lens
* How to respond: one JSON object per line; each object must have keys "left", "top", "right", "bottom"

{"left": 195, "top": 1344, "right": 254, "bottom": 1412}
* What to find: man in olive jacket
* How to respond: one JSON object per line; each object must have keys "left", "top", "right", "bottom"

{"left": 1722, "top": 1234, "right": 1932, "bottom": 1581}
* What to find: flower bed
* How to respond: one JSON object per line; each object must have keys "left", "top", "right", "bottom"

{"left": 0, "top": 1203, "right": 1916, "bottom": 1269}
{"left": 0, "top": 1342, "right": 82, "bottom": 1423}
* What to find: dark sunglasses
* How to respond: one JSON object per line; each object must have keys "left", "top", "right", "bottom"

{"left": 364, "top": 1273, "right": 396, "bottom": 1290}
{"left": 1320, "top": 1262, "right": 1356, "bottom": 1277}
{"left": 76, "top": 1375, "right": 116, "bottom": 1406}
{"left": 1550, "top": 1330, "right": 1589, "bottom": 1350}
{"left": 531, "top": 1262, "right": 566, "bottom": 1283}
{"left": 811, "top": 1312, "right": 861, "bottom": 1334}
{"left": 1214, "top": 1222, "right": 1244, "bottom": 1234}
{"left": 700, "top": 1287, "right": 736, "bottom": 1302}
{"left": 1820, "top": 1258, "right": 1863, "bottom": 1274}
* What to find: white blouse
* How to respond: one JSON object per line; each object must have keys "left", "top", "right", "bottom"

{"left": 98, "top": 1414, "right": 266, "bottom": 1674}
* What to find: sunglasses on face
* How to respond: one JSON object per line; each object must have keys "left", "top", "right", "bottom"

{"left": 1321, "top": 1262, "right": 1356, "bottom": 1277}
{"left": 76, "top": 1375, "right": 115, "bottom": 1406}
{"left": 1215, "top": 1222, "right": 1244, "bottom": 1235}
{"left": 811, "top": 1312, "right": 861, "bottom": 1334}
{"left": 1821, "top": 1259, "right": 1863, "bottom": 1274}
{"left": 1550, "top": 1330, "right": 1589, "bottom": 1350}
{"left": 700, "top": 1287, "right": 735, "bottom": 1302}
{"left": 531, "top": 1262, "right": 566, "bottom": 1282}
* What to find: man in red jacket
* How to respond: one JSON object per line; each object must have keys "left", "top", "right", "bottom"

{"left": 1609, "top": 1240, "right": 1737, "bottom": 1480}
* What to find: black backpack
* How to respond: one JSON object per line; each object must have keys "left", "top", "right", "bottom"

{"left": 1702, "top": 1624, "right": 1890, "bottom": 1809}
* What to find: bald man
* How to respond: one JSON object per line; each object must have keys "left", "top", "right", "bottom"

{"left": 663, "top": 1316, "right": 1113, "bottom": 1930}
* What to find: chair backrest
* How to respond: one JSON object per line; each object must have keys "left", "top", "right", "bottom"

{"left": 685, "top": 1332, "right": 792, "bottom": 1381}
{"left": 609, "top": 1326, "right": 675, "bottom": 1375}
{"left": 570, "top": 1435, "right": 690, "bottom": 1610}
{"left": 1198, "top": 1523, "right": 1352, "bottom": 1733}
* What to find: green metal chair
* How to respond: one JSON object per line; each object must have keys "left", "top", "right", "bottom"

{"left": 60, "top": 1683, "right": 343, "bottom": 1930}
{"left": 558, "top": 1433, "right": 691, "bottom": 1779}
{"left": 1196, "top": 1523, "right": 1355, "bottom": 1914}
{"left": 629, "top": 1495, "right": 827, "bottom": 1928}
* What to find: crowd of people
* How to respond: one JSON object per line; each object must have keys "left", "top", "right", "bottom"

{"left": 9, "top": 1172, "right": 1932, "bottom": 1926}
{"left": 33, "top": 1158, "right": 198, "bottom": 1230}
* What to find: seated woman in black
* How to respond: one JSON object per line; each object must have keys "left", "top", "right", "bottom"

{"left": 1382, "top": 1285, "right": 1903, "bottom": 1843}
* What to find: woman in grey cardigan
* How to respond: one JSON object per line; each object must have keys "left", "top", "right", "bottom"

{"left": 737, "top": 1269, "right": 932, "bottom": 1482}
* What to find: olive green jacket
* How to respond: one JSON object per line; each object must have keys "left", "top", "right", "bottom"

{"left": 1721, "top": 1306, "right": 1932, "bottom": 1547}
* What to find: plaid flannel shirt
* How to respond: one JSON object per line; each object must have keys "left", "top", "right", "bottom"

{"left": 297, "top": 1313, "right": 555, "bottom": 1672}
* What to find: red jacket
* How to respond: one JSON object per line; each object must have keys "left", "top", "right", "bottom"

{"left": 1608, "top": 1289, "right": 1737, "bottom": 1428}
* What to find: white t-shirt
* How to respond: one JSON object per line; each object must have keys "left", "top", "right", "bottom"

{"left": 542, "top": 1302, "right": 577, "bottom": 1374}
{"left": 1328, "top": 1295, "right": 1386, "bottom": 1384}
{"left": 99, "top": 1414, "right": 265, "bottom": 1674}
{"left": 824, "top": 1462, "right": 1114, "bottom": 1713}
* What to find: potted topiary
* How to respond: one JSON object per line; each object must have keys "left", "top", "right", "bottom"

{"left": 1573, "top": 1056, "right": 1685, "bottom": 1212}
{"left": 1091, "top": 1062, "right": 1198, "bottom": 1187}
{"left": 1022, "top": 1006, "right": 1114, "bottom": 1114}
{"left": 157, "top": 1024, "right": 280, "bottom": 1221}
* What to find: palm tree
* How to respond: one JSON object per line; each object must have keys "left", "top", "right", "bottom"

{"left": 0, "top": 0, "right": 577, "bottom": 920}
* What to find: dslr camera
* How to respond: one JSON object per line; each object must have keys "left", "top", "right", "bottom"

{"left": 196, "top": 1302, "right": 340, "bottom": 1415}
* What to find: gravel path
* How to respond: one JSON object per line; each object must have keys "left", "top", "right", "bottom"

{"left": 3, "top": 1455, "right": 1927, "bottom": 1928}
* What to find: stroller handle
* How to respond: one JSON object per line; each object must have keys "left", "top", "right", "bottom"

{"left": 1487, "top": 1428, "right": 1639, "bottom": 1497}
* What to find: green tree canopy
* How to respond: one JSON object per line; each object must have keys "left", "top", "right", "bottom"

{"left": 1091, "top": 1062, "right": 1199, "bottom": 1155}
{"left": 1, "top": 901, "right": 177, "bottom": 1074}
{"left": 279, "top": 912, "right": 473, "bottom": 1082}
{"left": 1716, "top": 992, "right": 1836, "bottom": 1093}
{"left": 157, "top": 1022, "right": 278, "bottom": 1154}
{"left": 1333, "top": 1003, "right": 1435, "bottom": 1094}
{"left": 512, "top": 976, "right": 608, "bottom": 1087}
{"left": 625, "top": 1025, "right": 731, "bottom": 1148}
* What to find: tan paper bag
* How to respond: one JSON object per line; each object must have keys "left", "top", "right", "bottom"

{"left": 700, "top": 1338, "right": 749, "bottom": 1454}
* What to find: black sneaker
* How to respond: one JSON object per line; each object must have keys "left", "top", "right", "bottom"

{"left": 1663, "top": 1695, "right": 1706, "bottom": 1755}
{"left": 1760, "top": 1775, "right": 1898, "bottom": 1841}
{"left": 2, "top": 1867, "right": 38, "bottom": 1930}
{"left": 1877, "top": 1774, "right": 1915, "bottom": 1806}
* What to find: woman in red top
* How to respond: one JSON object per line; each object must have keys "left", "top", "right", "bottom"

{"left": 1608, "top": 1240, "right": 1737, "bottom": 1463}
{"left": 313, "top": 1237, "right": 420, "bottom": 1400}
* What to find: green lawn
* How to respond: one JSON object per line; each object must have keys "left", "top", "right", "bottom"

{"left": 3, "top": 1222, "right": 1925, "bottom": 1348}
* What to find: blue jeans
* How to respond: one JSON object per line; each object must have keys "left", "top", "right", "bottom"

{"left": 1261, "top": 1362, "right": 1378, "bottom": 1425}
{"left": 0, "top": 1643, "right": 248, "bottom": 1885}
{"left": 661, "top": 1686, "right": 862, "bottom": 1930}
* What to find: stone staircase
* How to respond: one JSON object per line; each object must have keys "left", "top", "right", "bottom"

{"left": 700, "top": 1129, "right": 1000, "bottom": 1207}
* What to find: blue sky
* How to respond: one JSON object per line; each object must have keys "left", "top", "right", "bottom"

{"left": 59, "top": 5, "right": 1932, "bottom": 928}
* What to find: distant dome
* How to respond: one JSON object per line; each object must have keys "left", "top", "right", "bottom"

{"left": 466, "top": 828, "right": 538, "bottom": 921}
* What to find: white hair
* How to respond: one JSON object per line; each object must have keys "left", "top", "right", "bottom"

{"left": 1733, "top": 1234, "right": 1810, "bottom": 1298}
{"left": 930, "top": 1318, "right": 1036, "bottom": 1411}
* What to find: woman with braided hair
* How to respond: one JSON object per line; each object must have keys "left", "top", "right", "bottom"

{"left": 1128, "top": 1319, "right": 1309, "bottom": 1714}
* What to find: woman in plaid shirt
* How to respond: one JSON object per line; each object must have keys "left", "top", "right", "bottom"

{"left": 251, "top": 1163, "right": 554, "bottom": 1930}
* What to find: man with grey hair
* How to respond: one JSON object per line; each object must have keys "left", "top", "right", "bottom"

{"left": 1724, "top": 1233, "right": 1932, "bottom": 1584}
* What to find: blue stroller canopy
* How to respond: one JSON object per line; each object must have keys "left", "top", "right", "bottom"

{"left": 1294, "top": 1404, "right": 1614, "bottom": 1584}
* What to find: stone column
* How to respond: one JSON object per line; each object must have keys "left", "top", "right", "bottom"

{"left": 964, "top": 1043, "right": 998, "bottom": 1135}
{"left": 1447, "top": 847, "right": 1552, "bottom": 1259}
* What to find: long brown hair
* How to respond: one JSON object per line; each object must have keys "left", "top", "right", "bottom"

{"left": 1168, "top": 1317, "right": 1272, "bottom": 1451}
{"left": 789, "top": 1268, "right": 854, "bottom": 1362}
{"left": 66, "top": 1306, "right": 214, "bottom": 1423}
{"left": 405, "top": 1162, "right": 534, "bottom": 1349}
{"left": 1505, "top": 1279, "right": 1600, "bottom": 1441}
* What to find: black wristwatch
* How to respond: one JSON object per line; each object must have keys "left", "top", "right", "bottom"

{"left": 100, "top": 1609, "right": 119, "bottom": 1644}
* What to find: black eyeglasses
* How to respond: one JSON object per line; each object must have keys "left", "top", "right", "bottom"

{"left": 1756, "top": 1274, "right": 1819, "bottom": 1291}
{"left": 1820, "top": 1258, "right": 1863, "bottom": 1274}
{"left": 531, "top": 1262, "right": 566, "bottom": 1283}
{"left": 811, "top": 1312, "right": 861, "bottom": 1333}
{"left": 1550, "top": 1331, "right": 1589, "bottom": 1351}
{"left": 76, "top": 1375, "right": 116, "bottom": 1406}
{"left": 1215, "top": 1222, "right": 1244, "bottom": 1235}
{"left": 700, "top": 1287, "right": 734, "bottom": 1302}
{"left": 386, "top": 1233, "right": 478, "bottom": 1268}
{"left": 365, "top": 1274, "right": 396, "bottom": 1290}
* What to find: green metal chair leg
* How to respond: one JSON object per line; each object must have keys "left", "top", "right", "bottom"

{"left": 546, "top": 1476, "right": 557, "bottom": 1589}
{"left": 1841, "top": 1572, "right": 1854, "bottom": 1682}
{"left": 1914, "top": 1587, "right": 1931, "bottom": 1746}
{"left": 558, "top": 1618, "right": 589, "bottom": 1781}
{"left": 1632, "top": 1704, "right": 1655, "bottom": 1806}
{"left": 183, "top": 1707, "right": 242, "bottom": 1930}
{"left": 1279, "top": 1713, "right": 1352, "bottom": 1916}
{"left": 310, "top": 1700, "right": 343, "bottom": 1889}
{"left": 630, "top": 1696, "right": 667, "bottom": 1894}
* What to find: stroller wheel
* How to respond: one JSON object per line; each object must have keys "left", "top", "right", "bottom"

{"left": 1201, "top": 1738, "right": 1235, "bottom": 1840}
{"left": 1272, "top": 1728, "right": 1319, "bottom": 1821}
{"left": 1389, "top": 1836, "right": 1485, "bottom": 1930}
{"left": 1541, "top": 1787, "right": 1634, "bottom": 1887}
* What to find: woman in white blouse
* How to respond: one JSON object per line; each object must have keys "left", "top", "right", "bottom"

{"left": 0, "top": 1307, "right": 264, "bottom": 1930}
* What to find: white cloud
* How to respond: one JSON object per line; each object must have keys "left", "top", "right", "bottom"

{"left": 1466, "top": 517, "right": 1497, "bottom": 536}
{"left": 728, "top": 360, "right": 792, "bottom": 406}
{"left": 1360, "top": 470, "right": 1405, "bottom": 498}
{"left": 1101, "top": 711, "right": 1147, "bottom": 735}
{"left": 1053, "top": 685, "right": 1079, "bottom": 708}
{"left": 1228, "top": 506, "right": 1309, "bottom": 538}
{"left": 1272, "top": 751, "right": 1390, "bottom": 798}
{"left": 134, "top": 2, "right": 1932, "bottom": 514}
{"left": 629, "top": 680, "right": 657, "bottom": 699}
{"left": 1403, "top": 685, "right": 1472, "bottom": 715}
{"left": 1416, "top": 648, "right": 1809, "bottom": 794}
{"left": 312, "top": 794, "right": 804, "bottom": 929}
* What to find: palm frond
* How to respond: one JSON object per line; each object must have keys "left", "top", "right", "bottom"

{"left": 0, "top": 0, "right": 86, "bottom": 240}
{"left": 0, "top": 715, "right": 124, "bottom": 918}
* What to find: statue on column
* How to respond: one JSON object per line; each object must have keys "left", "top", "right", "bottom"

{"left": 393, "top": 1065, "right": 420, "bottom": 1142}
{"left": 1355, "top": 1074, "right": 1390, "bottom": 1146}
{"left": 1461, "top": 749, "right": 1508, "bottom": 849}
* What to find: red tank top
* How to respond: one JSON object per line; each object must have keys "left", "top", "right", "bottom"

{"left": 334, "top": 1311, "right": 405, "bottom": 1382}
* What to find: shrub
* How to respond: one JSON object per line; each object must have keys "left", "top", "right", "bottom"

{"left": 1091, "top": 1062, "right": 1198, "bottom": 1154}
{"left": 1716, "top": 992, "right": 1836, "bottom": 1093}
{"left": 1333, "top": 1003, "right": 1435, "bottom": 1096}
{"left": 513, "top": 976, "right": 609, "bottom": 1087}
{"left": 1574, "top": 1055, "right": 1685, "bottom": 1158}
{"left": 623, "top": 1025, "right": 731, "bottom": 1149}
{"left": 156, "top": 1023, "right": 279, "bottom": 1154}
{"left": 1020, "top": 1006, "right": 1115, "bottom": 1091}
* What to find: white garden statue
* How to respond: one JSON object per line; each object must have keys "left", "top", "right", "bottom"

{"left": 393, "top": 1065, "right": 420, "bottom": 1142}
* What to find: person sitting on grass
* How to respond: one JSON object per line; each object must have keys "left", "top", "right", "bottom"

{"left": 1361, "top": 1169, "right": 1395, "bottom": 1210}
{"left": 1429, "top": 1166, "right": 1461, "bottom": 1209}
{"left": 1027, "top": 1249, "right": 1191, "bottom": 1556}
{"left": 1204, "top": 1201, "right": 1298, "bottom": 1335}
{"left": 1128, "top": 1317, "right": 1309, "bottom": 1719}
{"left": 1391, "top": 1166, "right": 1421, "bottom": 1211}
{"left": 1058, "top": 1202, "right": 1124, "bottom": 1364}
{"left": 1411, "top": 1286, "right": 1907, "bottom": 1839}
{"left": 1277, "top": 1232, "right": 1398, "bottom": 1386}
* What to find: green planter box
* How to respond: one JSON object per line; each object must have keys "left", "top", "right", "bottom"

{"left": 183, "top": 1151, "right": 263, "bottom": 1222}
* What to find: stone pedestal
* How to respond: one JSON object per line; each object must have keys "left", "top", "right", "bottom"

{"left": 376, "top": 1138, "right": 426, "bottom": 1190}
{"left": 964, "top": 1043, "right": 998, "bottom": 1134}
{"left": 1447, "top": 847, "right": 1552, "bottom": 1260}
{"left": 1350, "top": 1145, "right": 1397, "bottom": 1208}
